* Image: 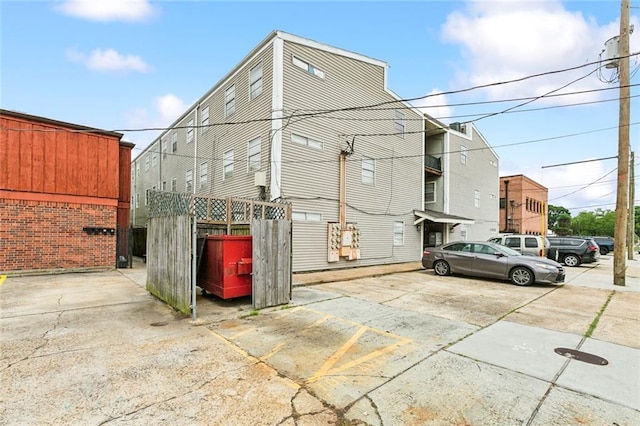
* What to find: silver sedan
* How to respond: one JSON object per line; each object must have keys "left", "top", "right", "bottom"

{"left": 422, "top": 241, "right": 565, "bottom": 286}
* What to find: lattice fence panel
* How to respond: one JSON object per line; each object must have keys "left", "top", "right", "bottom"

{"left": 148, "top": 190, "right": 192, "bottom": 218}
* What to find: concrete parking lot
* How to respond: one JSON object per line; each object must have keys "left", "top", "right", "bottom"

{"left": 1, "top": 255, "right": 639, "bottom": 425}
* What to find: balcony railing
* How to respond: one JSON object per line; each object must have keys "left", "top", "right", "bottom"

{"left": 424, "top": 155, "right": 442, "bottom": 175}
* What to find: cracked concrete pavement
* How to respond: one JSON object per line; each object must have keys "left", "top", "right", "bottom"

{"left": 1, "top": 255, "right": 639, "bottom": 425}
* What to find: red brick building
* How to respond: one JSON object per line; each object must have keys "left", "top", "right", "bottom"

{"left": 499, "top": 174, "right": 548, "bottom": 235}
{"left": 0, "top": 109, "right": 134, "bottom": 273}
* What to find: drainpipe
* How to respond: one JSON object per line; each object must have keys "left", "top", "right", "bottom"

{"left": 191, "top": 106, "right": 199, "bottom": 321}
{"left": 339, "top": 152, "right": 346, "bottom": 227}
{"left": 503, "top": 180, "right": 509, "bottom": 233}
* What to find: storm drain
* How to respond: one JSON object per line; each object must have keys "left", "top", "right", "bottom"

{"left": 554, "top": 347, "right": 608, "bottom": 365}
{"left": 150, "top": 322, "right": 168, "bottom": 327}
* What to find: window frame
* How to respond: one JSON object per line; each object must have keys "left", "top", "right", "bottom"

{"left": 200, "top": 108, "right": 209, "bottom": 134}
{"left": 199, "top": 162, "right": 208, "bottom": 190}
{"left": 162, "top": 139, "right": 167, "bottom": 159}
{"left": 460, "top": 145, "right": 467, "bottom": 165}
{"left": 425, "top": 181, "right": 436, "bottom": 204}
{"left": 291, "top": 133, "right": 323, "bottom": 150}
{"left": 223, "top": 149, "right": 234, "bottom": 180}
{"left": 225, "top": 85, "right": 236, "bottom": 117}
{"left": 292, "top": 55, "right": 325, "bottom": 79}
{"left": 393, "top": 221, "right": 405, "bottom": 246}
{"left": 187, "top": 118, "right": 195, "bottom": 142}
{"left": 185, "top": 169, "right": 193, "bottom": 193}
{"left": 172, "top": 132, "right": 178, "bottom": 153}
{"left": 292, "top": 211, "right": 322, "bottom": 222}
{"left": 144, "top": 155, "right": 150, "bottom": 171}
{"left": 249, "top": 62, "right": 263, "bottom": 100}
{"left": 474, "top": 189, "right": 480, "bottom": 208}
{"left": 171, "top": 177, "right": 177, "bottom": 192}
{"left": 247, "top": 137, "right": 261, "bottom": 172}
{"left": 361, "top": 156, "right": 375, "bottom": 186}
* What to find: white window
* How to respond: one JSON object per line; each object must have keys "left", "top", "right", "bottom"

{"left": 225, "top": 86, "right": 235, "bottom": 117}
{"left": 200, "top": 108, "right": 209, "bottom": 134}
{"left": 361, "top": 156, "right": 375, "bottom": 185}
{"left": 200, "top": 162, "right": 208, "bottom": 190}
{"left": 171, "top": 177, "right": 177, "bottom": 192}
{"left": 144, "top": 189, "right": 148, "bottom": 206}
{"left": 172, "top": 132, "right": 178, "bottom": 152}
{"left": 292, "top": 55, "right": 325, "bottom": 79}
{"left": 460, "top": 145, "right": 467, "bottom": 165}
{"left": 162, "top": 139, "right": 167, "bottom": 159}
{"left": 187, "top": 118, "right": 195, "bottom": 142}
{"left": 185, "top": 169, "right": 193, "bottom": 192}
{"left": 393, "top": 221, "right": 405, "bottom": 246}
{"left": 425, "top": 181, "right": 436, "bottom": 204}
{"left": 144, "top": 155, "right": 150, "bottom": 171}
{"left": 292, "top": 211, "right": 322, "bottom": 222}
{"left": 247, "top": 137, "right": 261, "bottom": 171}
{"left": 162, "top": 180, "right": 167, "bottom": 191}
{"left": 223, "top": 150, "right": 234, "bottom": 179}
{"left": 152, "top": 152, "right": 157, "bottom": 167}
{"left": 249, "top": 63, "right": 263, "bottom": 100}
{"left": 291, "top": 133, "right": 323, "bottom": 150}
{"left": 135, "top": 193, "right": 139, "bottom": 208}
{"left": 136, "top": 163, "right": 140, "bottom": 177}
{"left": 474, "top": 190, "right": 480, "bottom": 208}
{"left": 394, "top": 110, "right": 405, "bottom": 137}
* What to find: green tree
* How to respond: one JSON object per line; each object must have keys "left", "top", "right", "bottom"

{"left": 548, "top": 205, "right": 570, "bottom": 232}
{"left": 570, "top": 209, "right": 614, "bottom": 236}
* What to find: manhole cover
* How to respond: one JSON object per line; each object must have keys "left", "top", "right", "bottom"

{"left": 150, "top": 322, "right": 168, "bottom": 327}
{"left": 554, "top": 347, "right": 608, "bottom": 365}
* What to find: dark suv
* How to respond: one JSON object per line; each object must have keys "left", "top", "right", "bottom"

{"left": 584, "top": 236, "right": 614, "bottom": 255}
{"left": 546, "top": 237, "right": 600, "bottom": 267}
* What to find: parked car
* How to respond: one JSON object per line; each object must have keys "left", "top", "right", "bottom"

{"left": 487, "top": 234, "right": 549, "bottom": 257}
{"left": 579, "top": 236, "right": 614, "bottom": 255}
{"left": 546, "top": 237, "right": 600, "bottom": 267}
{"left": 422, "top": 241, "right": 565, "bottom": 286}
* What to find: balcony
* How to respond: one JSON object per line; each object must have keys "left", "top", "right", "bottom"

{"left": 424, "top": 154, "right": 442, "bottom": 177}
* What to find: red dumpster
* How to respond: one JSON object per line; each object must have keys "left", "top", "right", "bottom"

{"left": 197, "top": 235, "right": 252, "bottom": 299}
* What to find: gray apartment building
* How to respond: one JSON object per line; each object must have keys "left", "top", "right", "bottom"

{"left": 131, "top": 31, "right": 499, "bottom": 272}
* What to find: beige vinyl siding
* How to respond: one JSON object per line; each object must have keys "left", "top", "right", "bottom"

{"left": 447, "top": 127, "right": 499, "bottom": 241}
{"left": 281, "top": 40, "right": 423, "bottom": 271}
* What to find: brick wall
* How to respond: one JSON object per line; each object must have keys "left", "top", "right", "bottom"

{"left": 0, "top": 198, "right": 117, "bottom": 272}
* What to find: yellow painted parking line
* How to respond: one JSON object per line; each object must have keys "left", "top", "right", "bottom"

{"left": 0, "top": 275, "right": 6, "bottom": 286}
{"left": 260, "top": 315, "right": 330, "bottom": 361}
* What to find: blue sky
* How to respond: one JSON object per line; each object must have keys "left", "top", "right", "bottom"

{"left": 2, "top": 0, "right": 638, "bottom": 213}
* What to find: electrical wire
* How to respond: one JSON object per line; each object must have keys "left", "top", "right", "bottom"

{"left": 548, "top": 168, "right": 618, "bottom": 201}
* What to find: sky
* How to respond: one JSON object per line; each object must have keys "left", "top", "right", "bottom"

{"left": 2, "top": 0, "right": 639, "bottom": 214}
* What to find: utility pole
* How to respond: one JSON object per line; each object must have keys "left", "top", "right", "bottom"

{"left": 628, "top": 151, "right": 635, "bottom": 260}
{"left": 614, "top": 0, "right": 630, "bottom": 285}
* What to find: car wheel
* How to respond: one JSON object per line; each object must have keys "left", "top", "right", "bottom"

{"left": 433, "top": 259, "right": 451, "bottom": 276}
{"left": 563, "top": 254, "right": 581, "bottom": 267}
{"left": 510, "top": 266, "right": 533, "bottom": 286}
{"left": 600, "top": 247, "right": 609, "bottom": 255}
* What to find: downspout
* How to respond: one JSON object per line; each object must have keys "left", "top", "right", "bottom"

{"left": 504, "top": 180, "right": 509, "bottom": 233}
{"left": 191, "top": 107, "right": 198, "bottom": 321}
{"left": 339, "top": 152, "right": 346, "bottom": 226}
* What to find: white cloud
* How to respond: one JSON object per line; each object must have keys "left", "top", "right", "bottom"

{"left": 124, "top": 94, "right": 188, "bottom": 148}
{"left": 412, "top": 89, "right": 453, "bottom": 124}
{"left": 441, "top": 1, "right": 640, "bottom": 103}
{"left": 56, "top": 0, "right": 157, "bottom": 22}
{"left": 67, "top": 48, "right": 152, "bottom": 73}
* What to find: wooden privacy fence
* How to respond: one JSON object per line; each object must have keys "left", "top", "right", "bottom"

{"left": 146, "top": 191, "right": 192, "bottom": 314}
{"left": 146, "top": 191, "right": 292, "bottom": 315}
{"left": 252, "top": 219, "right": 292, "bottom": 309}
